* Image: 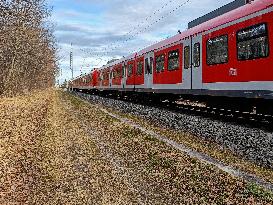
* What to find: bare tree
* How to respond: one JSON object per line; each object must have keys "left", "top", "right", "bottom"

{"left": 0, "top": 0, "right": 58, "bottom": 97}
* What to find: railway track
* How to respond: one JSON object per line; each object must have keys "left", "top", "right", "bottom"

{"left": 172, "top": 102, "right": 273, "bottom": 131}
{"left": 77, "top": 90, "right": 273, "bottom": 132}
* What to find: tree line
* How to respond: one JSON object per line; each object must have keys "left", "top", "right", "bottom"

{"left": 0, "top": 0, "right": 58, "bottom": 97}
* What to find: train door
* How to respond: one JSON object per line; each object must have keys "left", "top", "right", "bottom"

{"left": 121, "top": 62, "right": 126, "bottom": 89}
{"left": 109, "top": 67, "right": 113, "bottom": 88}
{"left": 144, "top": 52, "right": 154, "bottom": 89}
{"left": 191, "top": 35, "right": 202, "bottom": 89}
{"left": 182, "top": 39, "right": 192, "bottom": 89}
{"left": 98, "top": 71, "right": 102, "bottom": 89}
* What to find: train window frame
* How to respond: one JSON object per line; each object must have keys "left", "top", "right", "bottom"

{"left": 236, "top": 22, "right": 270, "bottom": 61}
{"left": 193, "top": 43, "right": 200, "bottom": 67}
{"left": 167, "top": 49, "right": 180, "bottom": 71}
{"left": 155, "top": 54, "right": 165, "bottom": 73}
{"left": 206, "top": 34, "right": 229, "bottom": 66}
{"left": 127, "top": 63, "right": 133, "bottom": 77}
{"left": 136, "top": 60, "right": 144, "bottom": 76}
{"left": 184, "top": 46, "right": 190, "bottom": 69}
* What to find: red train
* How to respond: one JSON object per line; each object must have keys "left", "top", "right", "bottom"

{"left": 70, "top": 0, "right": 273, "bottom": 114}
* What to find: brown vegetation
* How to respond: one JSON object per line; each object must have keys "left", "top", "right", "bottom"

{"left": 0, "top": 90, "right": 272, "bottom": 204}
{"left": 0, "top": 90, "right": 138, "bottom": 204}
{"left": 63, "top": 92, "right": 273, "bottom": 204}
{"left": 0, "top": 0, "right": 58, "bottom": 97}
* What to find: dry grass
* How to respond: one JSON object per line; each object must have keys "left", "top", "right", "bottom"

{"left": 0, "top": 89, "right": 272, "bottom": 204}
{"left": 63, "top": 92, "right": 273, "bottom": 204}
{"left": 0, "top": 90, "right": 50, "bottom": 204}
{"left": 102, "top": 102, "right": 273, "bottom": 185}
{"left": 0, "top": 90, "right": 137, "bottom": 204}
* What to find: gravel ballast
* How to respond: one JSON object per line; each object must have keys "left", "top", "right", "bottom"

{"left": 74, "top": 92, "right": 273, "bottom": 169}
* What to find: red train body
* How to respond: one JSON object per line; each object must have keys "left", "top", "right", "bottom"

{"left": 70, "top": 0, "right": 273, "bottom": 104}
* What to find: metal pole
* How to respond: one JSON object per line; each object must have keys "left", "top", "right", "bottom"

{"left": 70, "top": 43, "right": 73, "bottom": 79}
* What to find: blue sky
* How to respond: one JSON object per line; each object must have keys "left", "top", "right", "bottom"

{"left": 49, "top": 0, "right": 234, "bottom": 83}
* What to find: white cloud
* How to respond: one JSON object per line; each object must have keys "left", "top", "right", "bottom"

{"left": 52, "top": 0, "right": 234, "bottom": 83}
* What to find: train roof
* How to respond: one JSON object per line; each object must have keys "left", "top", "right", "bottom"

{"left": 188, "top": 0, "right": 246, "bottom": 29}
{"left": 95, "top": 53, "right": 136, "bottom": 72}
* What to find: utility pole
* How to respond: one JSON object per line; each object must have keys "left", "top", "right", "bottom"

{"left": 70, "top": 43, "right": 74, "bottom": 79}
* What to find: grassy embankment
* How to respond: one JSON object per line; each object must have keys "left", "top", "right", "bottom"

{"left": 64, "top": 92, "right": 273, "bottom": 204}
{"left": 0, "top": 89, "right": 272, "bottom": 204}
{"left": 102, "top": 101, "right": 273, "bottom": 185}
{"left": 0, "top": 90, "right": 137, "bottom": 204}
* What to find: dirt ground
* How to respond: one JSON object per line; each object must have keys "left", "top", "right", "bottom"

{"left": 0, "top": 89, "right": 272, "bottom": 204}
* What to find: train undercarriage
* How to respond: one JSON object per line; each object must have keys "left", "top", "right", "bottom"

{"left": 72, "top": 87, "right": 273, "bottom": 124}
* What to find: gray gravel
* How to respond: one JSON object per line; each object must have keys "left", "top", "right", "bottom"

{"left": 74, "top": 92, "right": 273, "bottom": 169}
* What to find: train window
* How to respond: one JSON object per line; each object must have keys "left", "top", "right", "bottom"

{"left": 136, "top": 61, "right": 143, "bottom": 75}
{"left": 193, "top": 43, "right": 200, "bottom": 67}
{"left": 155, "top": 54, "right": 165, "bottom": 73}
{"left": 103, "top": 71, "right": 109, "bottom": 80}
{"left": 128, "top": 64, "right": 133, "bottom": 77}
{"left": 118, "top": 67, "right": 122, "bottom": 78}
{"left": 116, "top": 67, "right": 120, "bottom": 78}
{"left": 149, "top": 57, "right": 153, "bottom": 74}
{"left": 122, "top": 64, "right": 126, "bottom": 77}
{"left": 207, "top": 35, "right": 228, "bottom": 65}
{"left": 113, "top": 67, "right": 120, "bottom": 79}
{"left": 168, "top": 49, "right": 180, "bottom": 71}
{"left": 237, "top": 23, "right": 269, "bottom": 61}
{"left": 90, "top": 75, "right": 93, "bottom": 82}
{"left": 87, "top": 75, "right": 92, "bottom": 83}
{"left": 112, "top": 69, "right": 116, "bottom": 79}
{"left": 145, "top": 58, "right": 149, "bottom": 74}
{"left": 184, "top": 46, "right": 190, "bottom": 69}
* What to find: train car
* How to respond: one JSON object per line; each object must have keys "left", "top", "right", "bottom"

{"left": 92, "top": 69, "right": 99, "bottom": 88}
{"left": 137, "top": 0, "right": 273, "bottom": 113}
{"left": 82, "top": 73, "right": 93, "bottom": 90}
{"left": 128, "top": 0, "right": 272, "bottom": 99}
{"left": 101, "top": 67, "right": 110, "bottom": 88}
{"left": 112, "top": 63, "right": 123, "bottom": 89}
{"left": 70, "top": 0, "right": 273, "bottom": 114}
{"left": 134, "top": 55, "right": 145, "bottom": 89}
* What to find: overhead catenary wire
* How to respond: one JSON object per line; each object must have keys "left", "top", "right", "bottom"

{"left": 76, "top": 0, "right": 192, "bottom": 75}
{"left": 99, "top": 0, "right": 183, "bottom": 53}
{"left": 107, "top": 0, "right": 191, "bottom": 54}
